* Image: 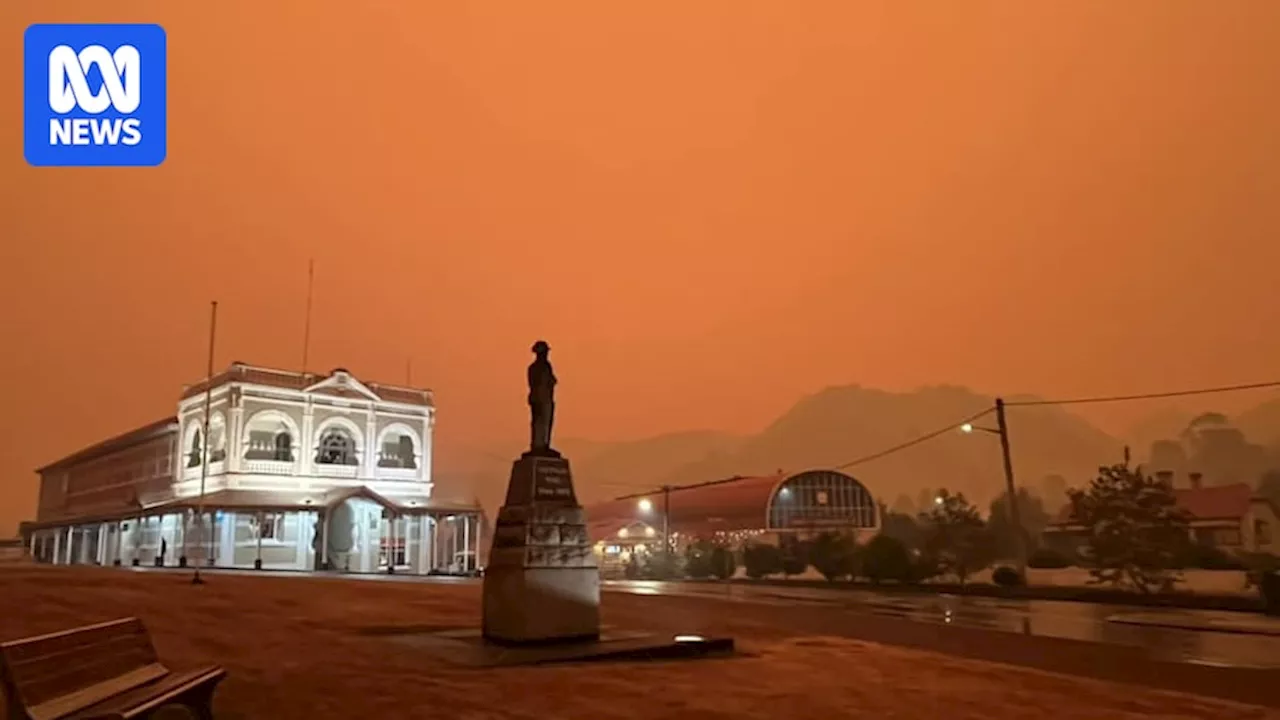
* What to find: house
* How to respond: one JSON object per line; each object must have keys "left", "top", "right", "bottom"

{"left": 1043, "top": 471, "right": 1279, "bottom": 556}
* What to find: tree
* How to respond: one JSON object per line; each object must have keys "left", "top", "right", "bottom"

{"left": 890, "top": 494, "right": 917, "bottom": 516}
{"left": 861, "top": 534, "right": 912, "bottom": 583}
{"left": 708, "top": 545, "right": 737, "bottom": 580}
{"left": 742, "top": 542, "right": 783, "bottom": 579}
{"left": 879, "top": 509, "right": 923, "bottom": 550}
{"left": 1066, "top": 462, "right": 1191, "bottom": 593}
{"left": 918, "top": 489, "right": 994, "bottom": 584}
{"left": 1258, "top": 469, "right": 1280, "bottom": 507}
{"left": 807, "top": 531, "right": 859, "bottom": 581}
{"left": 987, "top": 488, "right": 1050, "bottom": 561}
{"left": 1039, "top": 474, "right": 1069, "bottom": 513}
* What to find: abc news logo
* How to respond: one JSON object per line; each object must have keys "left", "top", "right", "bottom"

{"left": 24, "top": 24, "right": 167, "bottom": 167}
{"left": 48, "top": 44, "right": 144, "bottom": 147}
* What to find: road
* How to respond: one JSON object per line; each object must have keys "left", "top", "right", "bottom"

{"left": 604, "top": 579, "right": 1280, "bottom": 669}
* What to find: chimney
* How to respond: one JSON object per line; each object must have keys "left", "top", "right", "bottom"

{"left": 1188, "top": 472, "right": 1203, "bottom": 490}
{"left": 1155, "top": 471, "right": 1174, "bottom": 488}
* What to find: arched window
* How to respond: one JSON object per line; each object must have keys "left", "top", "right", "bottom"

{"left": 208, "top": 414, "right": 227, "bottom": 463}
{"left": 243, "top": 411, "right": 299, "bottom": 463}
{"left": 316, "top": 428, "right": 358, "bottom": 465}
{"left": 187, "top": 428, "right": 203, "bottom": 468}
{"left": 377, "top": 435, "right": 418, "bottom": 469}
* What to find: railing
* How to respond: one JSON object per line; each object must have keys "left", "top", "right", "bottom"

{"left": 375, "top": 466, "right": 421, "bottom": 481}
{"left": 315, "top": 463, "right": 359, "bottom": 479}
{"left": 242, "top": 459, "right": 296, "bottom": 476}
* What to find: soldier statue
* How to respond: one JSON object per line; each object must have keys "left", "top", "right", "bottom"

{"left": 527, "top": 340, "right": 557, "bottom": 455}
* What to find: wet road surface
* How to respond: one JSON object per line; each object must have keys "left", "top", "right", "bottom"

{"left": 604, "top": 579, "right": 1280, "bottom": 670}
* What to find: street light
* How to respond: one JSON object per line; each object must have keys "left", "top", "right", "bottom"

{"left": 960, "top": 422, "right": 999, "bottom": 435}
{"left": 961, "top": 398, "right": 1027, "bottom": 580}
{"left": 638, "top": 498, "right": 653, "bottom": 513}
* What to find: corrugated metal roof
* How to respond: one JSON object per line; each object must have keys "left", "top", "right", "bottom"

{"left": 585, "top": 474, "right": 785, "bottom": 541}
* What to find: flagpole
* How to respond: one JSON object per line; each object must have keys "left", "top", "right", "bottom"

{"left": 193, "top": 300, "right": 217, "bottom": 585}
{"left": 301, "top": 259, "right": 314, "bottom": 373}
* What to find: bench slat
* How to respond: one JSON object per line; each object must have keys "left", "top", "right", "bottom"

{"left": 2, "top": 619, "right": 157, "bottom": 709}
{"left": 0, "top": 618, "right": 225, "bottom": 720}
{"left": 68, "top": 666, "right": 227, "bottom": 720}
{"left": 27, "top": 664, "right": 169, "bottom": 720}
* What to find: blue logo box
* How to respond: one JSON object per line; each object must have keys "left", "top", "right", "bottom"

{"left": 24, "top": 23, "right": 168, "bottom": 167}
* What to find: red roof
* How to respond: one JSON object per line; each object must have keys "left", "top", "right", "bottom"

{"left": 586, "top": 474, "right": 785, "bottom": 541}
{"left": 1050, "top": 482, "right": 1257, "bottom": 525}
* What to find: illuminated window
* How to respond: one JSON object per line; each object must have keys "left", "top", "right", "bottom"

{"left": 377, "top": 435, "right": 417, "bottom": 469}
{"left": 316, "top": 429, "right": 358, "bottom": 465}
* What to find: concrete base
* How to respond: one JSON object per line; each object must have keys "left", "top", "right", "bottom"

{"left": 385, "top": 626, "right": 736, "bottom": 667}
{"left": 482, "top": 565, "right": 601, "bottom": 643}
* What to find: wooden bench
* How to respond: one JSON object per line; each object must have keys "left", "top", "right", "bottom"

{"left": 0, "top": 617, "right": 226, "bottom": 720}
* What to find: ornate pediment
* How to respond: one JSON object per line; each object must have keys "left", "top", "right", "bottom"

{"left": 303, "top": 369, "right": 382, "bottom": 403}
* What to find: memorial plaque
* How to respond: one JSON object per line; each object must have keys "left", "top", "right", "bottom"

{"left": 533, "top": 459, "right": 577, "bottom": 504}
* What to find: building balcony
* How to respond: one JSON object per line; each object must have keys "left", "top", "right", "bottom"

{"left": 374, "top": 466, "right": 421, "bottom": 482}
{"left": 314, "top": 463, "right": 359, "bottom": 479}
{"left": 242, "top": 459, "right": 296, "bottom": 476}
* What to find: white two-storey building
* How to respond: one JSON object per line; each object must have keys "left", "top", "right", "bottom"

{"left": 21, "top": 363, "right": 483, "bottom": 575}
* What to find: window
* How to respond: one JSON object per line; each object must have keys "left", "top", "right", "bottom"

{"left": 1257, "top": 519, "right": 1273, "bottom": 546}
{"left": 246, "top": 431, "right": 294, "bottom": 462}
{"left": 256, "top": 513, "right": 284, "bottom": 541}
{"left": 316, "top": 429, "right": 358, "bottom": 465}
{"left": 186, "top": 429, "right": 203, "bottom": 468}
{"left": 377, "top": 435, "right": 417, "bottom": 469}
{"left": 1213, "top": 528, "right": 1243, "bottom": 546}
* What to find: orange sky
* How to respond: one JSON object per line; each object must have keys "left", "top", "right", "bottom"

{"left": 2, "top": 2, "right": 1279, "bottom": 535}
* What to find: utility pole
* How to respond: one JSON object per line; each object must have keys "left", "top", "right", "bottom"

{"left": 661, "top": 484, "right": 672, "bottom": 569}
{"left": 193, "top": 301, "right": 218, "bottom": 586}
{"left": 994, "top": 397, "right": 1026, "bottom": 579}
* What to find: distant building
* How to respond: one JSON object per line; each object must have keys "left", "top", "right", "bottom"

{"left": 1043, "top": 472, "right": 1279, "bottom": 555}
{"left": 584, "top": 469, "right": 880, "bottom": 576}
{"left": 20, "top": 363, "right": 483, "bottom": 575}
{"left": 0, "top": 538, "right": 26, "bottom": 562}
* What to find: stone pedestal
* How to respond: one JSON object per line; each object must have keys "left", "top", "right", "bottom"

{"left": 482, "top": 453, "right": 600, "bottom": 644}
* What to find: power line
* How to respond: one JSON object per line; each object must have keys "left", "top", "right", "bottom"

{"left": 1005, "top": 380, "right": 1280, "bottom": 408}
{"left": 831, "top": 407, "right": 995, "bottom": 471}
{"left": 609, "top": 407, "right": 997, "bottom": 502}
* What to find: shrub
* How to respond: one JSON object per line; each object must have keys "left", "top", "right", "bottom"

{"left": 808, "top": 532, "right": 859, "bottom": 581}
{"left": 709, "top": 545, "right": 737, "bottom": 580}
{"left": 991, "top": 565, "right": 1024, "bottom": 587}
{"left": 909, "top": 552, "right": 943, "bottom": 583}
{"left": 1261, "top": 572, "right": 1280, "bottom": 615}
{"left": 742, "top": 543, "right": 783, "bottom": 579}
{"left": 781, "top": 542, "right": 808, "bottom": 577}
{"left": 861, "top": 534, "right": 912, "bottom": 583}
{"left": 685, "top": 542, "right": 714, "bottom": 579}
{"left": 1027, "top": 547, "right": 1071, "bottom": 570}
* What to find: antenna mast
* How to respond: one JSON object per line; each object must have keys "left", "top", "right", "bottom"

{"left": 301, "top": 259, "right": 315, "bottom": 372}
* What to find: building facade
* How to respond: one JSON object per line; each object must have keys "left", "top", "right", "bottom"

{"left": 21, "top": 363, "right": 483, "bottom": 575}
{"left": 585, "top": 469, "right": 880, "bottom": 576}
{"left": 1043, "top": 474, "right": 1280, "bottom": 556}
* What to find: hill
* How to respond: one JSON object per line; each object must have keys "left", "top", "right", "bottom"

{"left": 438, "top": 384, "right": 1129, "bottom": 518}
